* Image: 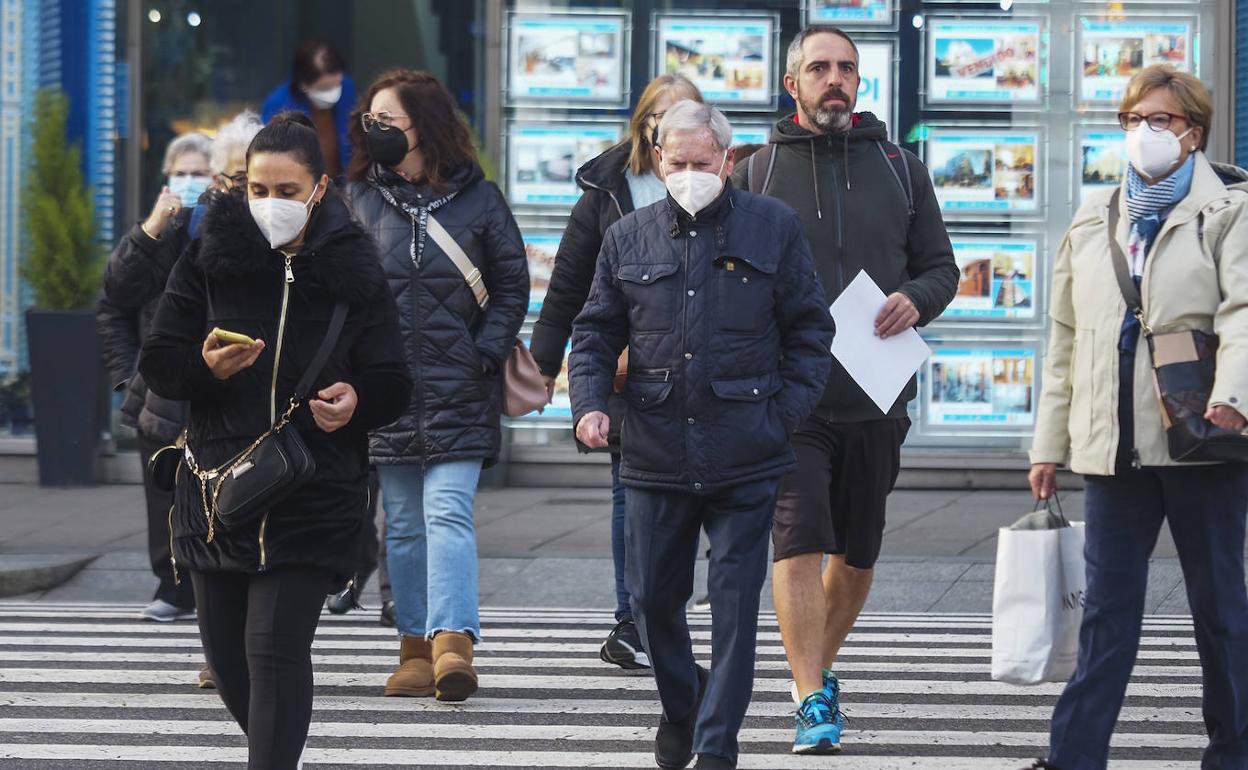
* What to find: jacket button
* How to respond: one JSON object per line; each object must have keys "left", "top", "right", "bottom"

{"left": 690, "top": 231, "right": 698, "bottom": 237}
{"left": 742, "top": 277, "right": 749, "bottom": 284}
{"left": 693, "top": 482, "right": 703, "bottom": 491}
{"left": 752, "top": 388, "right": 759, "bottom": 395}
{"left": 688, "top": 289, "right": 695, "bottom": 297}
{"left": 684, "top": 352, "right": 693, "bottom": 360}
{"left": 687, "top": 417, "right": 695, "bottom": 424}
{"left": 641, "top": 274, "right": 650, "bottom": 281}
{"left": 1232, "top": 397, "right": 1240, "bottom": 404}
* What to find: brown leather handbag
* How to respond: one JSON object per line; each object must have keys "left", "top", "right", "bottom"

{"left": 1108, "top": 189, "right": 1248, "bottom": 463}
{"left": 425, "top": 214, "right": 550, "bottom": 418}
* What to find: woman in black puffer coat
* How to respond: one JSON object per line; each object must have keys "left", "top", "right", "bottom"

{"left": 343, "top": 69, "right": 528, "bottom": 703}
{"left": 139, "top": 113, "right": 410, "bottom": 769}
{"left": 528, "top": 74, "right": 701, "bottom": 669}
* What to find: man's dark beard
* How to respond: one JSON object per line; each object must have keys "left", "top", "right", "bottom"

{"left": 798, "top": 86, "right": 854, "bottom": 133}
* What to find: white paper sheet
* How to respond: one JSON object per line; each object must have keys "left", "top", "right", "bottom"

{"left": 828, "top": 270, "right": 932, "bottom": 413}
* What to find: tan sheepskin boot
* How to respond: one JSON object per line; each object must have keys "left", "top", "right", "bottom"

{"left": 432, "top": 631, "right": 478, "bottom": 702}
{"left": 384, "top": 635, "right": 434, "bottom": 697}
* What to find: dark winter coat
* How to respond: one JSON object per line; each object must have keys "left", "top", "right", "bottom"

{"left": 730, "top": 112, "right": 959, "bottom": 423}
{"left": 344, "top": 164, "right": 529, "bottom": 468}
{"left": 569, "top": 184, "right": 834, "bottom": 492}
{"left": 530, "top": 141, "right": 637, "bottom": 451}
{"left": 97, "top": 215, "right": 193, "bottom": 445}
{"left": 138, "top": 190, "right": 411, "bottom": 579}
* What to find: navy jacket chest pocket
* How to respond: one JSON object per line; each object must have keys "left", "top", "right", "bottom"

{"left": 716, "top": 256, "right": 776, "bottom": 334}
{"left": 618, "top": 262, "right": 680, "bottom": 334}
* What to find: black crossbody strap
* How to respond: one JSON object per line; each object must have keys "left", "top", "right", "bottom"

{"left": 294, "top": 301, "right": 349, "bottom": 402}
{"left": 1106, "top": 188, "right": 1145, "bottom": 319}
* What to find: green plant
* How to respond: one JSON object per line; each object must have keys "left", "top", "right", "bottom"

{"left": 21, "top": 89, "right": 103, "bottom": 310}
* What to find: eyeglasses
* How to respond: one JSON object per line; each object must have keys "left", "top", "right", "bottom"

{"left": 1117, "top": 111, "right": 1189, "bottom": 132}
{"left": 221, "top": 172, "right": 247, "bottom": 187}
{"left": 361, "top": 111, "right": 410, "bottom": 132}
{"left": 647, "top": 111, "right": 666, "bottom": 124}
{"left": 170, "top": 170, "right": 211, "bottom": 179}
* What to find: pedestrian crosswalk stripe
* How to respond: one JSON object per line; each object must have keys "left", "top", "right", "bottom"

{"left": 0, "top": 744, "right": 1202, "bottom": 769}
{"left": 0, "top": 651, "right": 1205, "bottom": 678}
{"left": 0, "top": 602, "right": 1208, "bottom": 768}
{"left": 0, "top": 691, "right": 1205, "bottom": 722}
{"left": 0, "top": 621, "right": 1200, "bottom": 649}
{"left": 0, "top": 719, "right": 1212, "bottom": 749}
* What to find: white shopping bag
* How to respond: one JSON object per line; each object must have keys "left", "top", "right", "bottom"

{"left": 991, "top": 498, "right": 1086, "bottom": 685}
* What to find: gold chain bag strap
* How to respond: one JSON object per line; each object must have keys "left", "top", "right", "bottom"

{"left": 185, "top": 301, "right": 349, "bottom": 539}
{"left": 1107, "top": 189, "right": 1248, "bottom": 463}
{"left": 425, "top": 213, "right": 549, "bottom": 418}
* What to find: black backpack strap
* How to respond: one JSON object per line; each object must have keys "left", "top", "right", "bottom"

{"left": 747, "top": 144, "right": 777, "bottom": 195}
{"left": 294, "top": 301, "right": 349, "bottom": 402}
{"left": 876, "top": 140, "right": 914, "bottom": 224}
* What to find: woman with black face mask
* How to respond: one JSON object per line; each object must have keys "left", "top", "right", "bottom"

{"left": 344, "top": 69, "right": 528, "bottom": 703}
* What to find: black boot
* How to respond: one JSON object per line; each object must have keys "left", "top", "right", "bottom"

{"left": 325, "top": 580, "right": 362, "bottom": 615}
{"left": 655, "top": 664, "right": 708, "bottom": 769}
{"left": 379, "top": 599, "right": 397, "bottom": 627}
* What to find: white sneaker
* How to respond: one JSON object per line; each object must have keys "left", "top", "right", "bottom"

{"left": 140, "top": 599, "right": 195, "bottom": 622}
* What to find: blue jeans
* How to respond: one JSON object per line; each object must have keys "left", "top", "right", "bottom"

{"left": 1050, "top": 463, "right": 1248, "bottom": 770}
{"left": 378, "top": 460, "right": 483, "bottom": 642}
{"left": 610, "top": 454, "right": 630, "bottom": 622}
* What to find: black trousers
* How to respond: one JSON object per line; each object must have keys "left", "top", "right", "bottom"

{"left": 191, "top": 567, "right": 332, "bottom": 770}
{"left": 337, "top": 468, "right": 392, "bottom": 602}
{"left": 626, "top": 477, "right": 779, "bottom": 766}
{"left": 137, "top": 435, "right": 195, "bottom": 608}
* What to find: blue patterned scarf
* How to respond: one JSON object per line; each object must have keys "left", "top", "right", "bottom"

{"left": 1124, "top": 155, "right": 1194, "bottom": 276}
{"left": 1118, "top": 154, "right": 1195, "bottom": 352}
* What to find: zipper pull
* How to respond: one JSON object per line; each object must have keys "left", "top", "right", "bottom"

{"left": 283, "top": 255, "right": 295, "bottom": 284}
{"left": 1131, "top": 448, "right": 1142, "bottom": 470}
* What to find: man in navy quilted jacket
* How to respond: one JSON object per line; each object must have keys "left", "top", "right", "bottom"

{"left": 569, "top": 100, "right": 834, "bottom": 770}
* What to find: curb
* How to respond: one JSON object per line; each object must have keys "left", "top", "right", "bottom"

{"left": 0, "top": 554, "right": 98, "bottom": 598}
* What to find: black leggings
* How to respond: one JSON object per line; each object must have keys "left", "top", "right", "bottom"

{"left": 191, "top": 566, "right": 332, "bottom": 770}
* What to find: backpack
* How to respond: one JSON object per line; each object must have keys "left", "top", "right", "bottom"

{"left": 745, "top": 139, "right": 915, "bottom": 224}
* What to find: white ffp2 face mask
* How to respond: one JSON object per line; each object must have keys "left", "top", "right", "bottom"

{"left": 306, "top": 84, "right": 343, "bottom": 109}
{"left": 1126, "top": 125, "right": 1193, "bottom": 180}
{"left": 250, "top": 185, "right": 319, "bottom": 250}
{"left": 664, "top": 151, "right": 728, "bottom": 216}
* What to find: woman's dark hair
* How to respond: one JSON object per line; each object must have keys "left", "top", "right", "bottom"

{"left": 291, "top": 39, "right": 345, "bottom": 94}
{"left": 247, "top": 111, "right": 326, "bottom": 179}
{"left": 347, "top": 69, "right": 477, "bottom": 189}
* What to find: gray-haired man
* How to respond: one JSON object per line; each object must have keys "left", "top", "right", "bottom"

{"left": 570, "top": 101, "right": 833, "bottom": 770}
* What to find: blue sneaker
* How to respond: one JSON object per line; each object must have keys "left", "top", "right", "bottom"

{"left": 824, "top": 669, "right": 848, "bottom": 733}
{"left": 792, "top": 691, "right": 842, "bottom": 755}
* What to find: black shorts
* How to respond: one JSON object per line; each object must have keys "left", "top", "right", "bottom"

{"left": 772, "top": 417, "right": 909, "bottom": 569}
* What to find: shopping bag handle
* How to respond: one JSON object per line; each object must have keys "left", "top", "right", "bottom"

{"left": 1032, "top": 494, "right": 1070, "bottom": 528}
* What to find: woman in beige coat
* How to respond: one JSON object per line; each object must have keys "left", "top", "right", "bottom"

{"left": 1024, "top": 66, "right": 1248, "bottom": 770}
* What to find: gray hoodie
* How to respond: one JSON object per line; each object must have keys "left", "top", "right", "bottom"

{"left": 731, "top": 111, "right": 958, "bottom": 423}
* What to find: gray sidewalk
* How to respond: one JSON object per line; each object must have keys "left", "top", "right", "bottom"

{"left": 0, "top": 480, "right": 1196, "bottom": 614}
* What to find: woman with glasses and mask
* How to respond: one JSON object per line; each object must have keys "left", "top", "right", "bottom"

{"left": 1023, "top": 65, "right": 1248, "bottom": 770}
{"left": 343, "top": 69, "right": 528, "bottom": 703}
{"left": 262, "top": 39, "right": 357, "bottom": 179}
{"left": 137, "top": 112, "right": 410, "bottom": 769}
{"left": 529, "top": 73, "right": 701, "bottom": 671}
{"left": 98, "top": 117, "right": 260, "bottom": 638}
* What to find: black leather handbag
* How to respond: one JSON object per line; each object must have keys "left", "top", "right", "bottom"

{"left": 1108, "top": 190, "right": 1248, "bottom": 463}
{"left": 185, "top": 302, "right": 348, "bottom": 538}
